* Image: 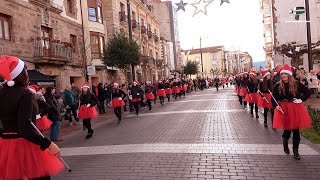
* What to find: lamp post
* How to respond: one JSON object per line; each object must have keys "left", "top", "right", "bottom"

{"left": 127, "top": 0, "right": 135, "bottom": 82}
{"left": 305, "top": 0, "right": 313, "bottom": 71}
{"left": 200, "top": 37, "right": 204, "bottom": 77}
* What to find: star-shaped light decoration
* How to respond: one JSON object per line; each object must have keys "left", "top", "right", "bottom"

{"left": 175, "top": 0, "right": 188, "bottom": 12}
{"left": 220, "top": 0, "right": 230, "bottom": 6}
{"left": 190, "top": 0, "right": 214, "bottom": 17}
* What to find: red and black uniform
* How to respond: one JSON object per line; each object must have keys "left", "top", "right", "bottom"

{"left": 235, "top": 77, "right": 242, "bottom": 104}
{"left": 112, "top": 89, "right": 126, "bottom": 123}
{"left": 239, "top": 77, "right": 249, "bottom": 107}
{"left": 35, "top": 96, "right": 52, "bottom": 131}
{"left": 130, "top": 85, "right": 142, "bottom": 115}
{"left": 78, "top": 92, "right": 98, "bottom": 138}
{"left": 272, "top": 81, "right": 311, "bottom": 159}
{"left": 145, "top": 85, "right": 155, "bottom": 110}
{"left": 245, "top": 79, "right": 260, "bottom": 118}
{"left": 172, "top": 81, "right": 181, "bottom": 100}
{"left": 157, "top": 83, "right": 166, "bottom": 104}
{"left": 180, "top": 80, "right": 187, "bottom": 96}
{"left": 258, "top": 80, "right": 274, "bottom": 127}
{"left": 0, "top": 87, "right": 64, "bottom": 180}
{"left": 164, "top": 82, "right": 172, "bottom": 102}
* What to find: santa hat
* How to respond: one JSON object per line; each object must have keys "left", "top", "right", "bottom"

{"left": 158, "top": 80, "right": 163, "bottom": 83}
{"left": 280, "top": 64, "right": 293, "bottom": 76}
{"left": 81, "top": 82, "right": 90, "bottom": 89}
{"left": 133, "top": 80, "right": 139, "bottom": 85}
{"left": 239, "top": 72, "right": 244, "bottom": 75}
{"left": 261, "top": 69, "right": 271, "bottom": 79}
{"left": 0, "top": 55, "right": 25, "bottom": 87}
{"left": 28, "top": 85, "right": 37, "bottom": 94}
{"left": 146, "top": 81, "right": 151, "bottom": 84}
{"left": 249, "top": 70, "right": 257, "bottom": 76}
{"left": 114, "top": 82, "right": 119, "bottom": 86}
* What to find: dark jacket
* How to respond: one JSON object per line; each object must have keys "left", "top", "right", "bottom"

{"left": 247, "top": 80, "right": 259, "bottom": 93}
{"left": 145, "top": 86, "right": 153, "bottom": 93}
{"left": 0, "top": 87, "right": 51, "bottom": 150}
{"left": 63, "top": 89, "right": 75, "bottom": 106}
{"left": 45, "top": 93, "right": 61, "bottom": 122}
{"left": 272, "top": 73, "right": 281, "bottom": 85}
{"left": 130, "top": 86, "right": 142, "bottom": 99}
{"left": 112, "top": 89, "right": 126, "bottom": 99}
{"left": 272, "top": 81, "right": 311, "bottom": 107}
{"left": 80, "top": 92, "right": 98, "bottom": 107}
{"left": 158, "top": 83, "right": 165, "bottom": 89}
{"left": 97, "top": 86, "right": 106, "bottom": 101}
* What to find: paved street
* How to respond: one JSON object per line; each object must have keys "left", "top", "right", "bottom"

{"left": 53, "top": 87, "right": 320, "bottom": 180}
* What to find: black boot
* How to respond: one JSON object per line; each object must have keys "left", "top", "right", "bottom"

{"left": 256, "top": 112, "right": 259, "bottom": 119}
{"left": 86, "top": 129, "right": 94, "bottom": 139}
{"left": 283, "top": 138, "right": 290, "bottom": 155}
{"left": 293, "top": 139, "right": 301, "bottom": 160}
{"left": 264, "top": 119, "right": 268, "bottom": 127}
{"left": 117, "top": 115, "right": 121, "bottom": 124}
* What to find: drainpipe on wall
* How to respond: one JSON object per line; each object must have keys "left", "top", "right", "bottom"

{"left": 79, "top": 0, "right": 89, "bottom": 82}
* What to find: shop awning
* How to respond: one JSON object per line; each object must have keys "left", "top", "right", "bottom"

{"left": 27, "top": 70, "right": 56, "bottom": 87}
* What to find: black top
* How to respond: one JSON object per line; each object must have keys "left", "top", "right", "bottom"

{"left": 258, "top": 80, "right": 273, "bottom": 93}
{"left": 44, "top": 93, "right": 61, "bottom": 122}
{"left": 97, "top": 86, "right": 106, "bottom": 101}
{"left": 112, "top": 89, "right": 126, "bottom": 99}
{"left": 145, "top": 86, "right": 153, "bottom": 94}
{"left": 272, "top": 81, "right": 311, "bottom": 107}
{"left": 165, "top": 83, "right": 171, "bottom": 88}
{"left": 247, "top": 80, "right": 258, "bottom": 93}
{"left": 0, "top": 87, "right": 51, "bottom": 150}
{"left": 80, "top": 92, "right": 98, "bottom": 106}
{"left": 172, "top": 82, "right": 181, "bottom": 87}
{"left": 240, "top": 78, "right": 249, "bottom": 87}
{"left": 158, "top": 83, "right": 165, "bottom": 89}
{"left": 130, "top": 86, "right": 142, "bottom": 99}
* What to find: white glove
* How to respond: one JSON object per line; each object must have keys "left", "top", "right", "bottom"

{"left": 293, "top": 98, "right": 302, "bottom": 104}
{"left": 118, "top": 97, "right": 122, "bottom": 100}
{"left": 36, "top": 114, "right": 41, "bottom": 119}
{"left": 87, "top": 104, "right": 91, "bottom": 107}
{"left": 137, "top": 93, "right": 140, "bottom": 95}
{"left": 129, "top": 95, "right": 133, "bottom": 100}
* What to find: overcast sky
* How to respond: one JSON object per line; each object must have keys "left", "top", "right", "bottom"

{"left": 176, "top": 0, "right": 266, "bottom": 62}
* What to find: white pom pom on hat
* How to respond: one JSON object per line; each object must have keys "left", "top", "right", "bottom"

{"left": 0, "top": 55, "right": 25, "bottom": 87}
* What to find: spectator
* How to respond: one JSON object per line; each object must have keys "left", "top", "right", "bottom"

{"left": 63, "top": 84, "right": 80, "bottom": 125}
{"left": 71, "top": 83, "right": 81, "bottom": 109}
{"left": 104, "top": 83, "right": 111, "bottom": 107}
{"left": 97, "top": 83, "right": 106, "bottom": 114}
{"left": 44, "top": 86, "right": 62, "bottom": 142}
{"left": 121, "top": 84, "right": 129, "bottom": 112}
{"left": 307, "top": 70, "right": 319, "bottom": 98}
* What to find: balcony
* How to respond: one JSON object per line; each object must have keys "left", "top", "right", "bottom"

{"left": 147, "top": 31, "right": 153, "bottom": 39}
{"left": 29, "top": 0, "right": 63, "bottom": 14}
{"left": 132, "top": 20, "right": 139, "bottom": 31}
{"left": 33, "top": 37, "right": 74, "bottom": 65}
{"left": 141, "top": 26, "right": 147, "bottom": 34}
{"left": 119, "top": 12, "right": 127, "bottom": 24}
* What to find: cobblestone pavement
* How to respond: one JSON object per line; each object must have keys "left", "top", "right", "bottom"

{"left": 53, "top": 87, "right": 320, "bottom": 180}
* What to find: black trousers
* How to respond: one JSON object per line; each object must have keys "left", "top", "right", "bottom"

{"left": 67, "top": 104, "right": 79, "bottom": 123}
{"left": 147, "top": 100, "right": 152, "bottom": 110}
{"left": 167, "top": 94, "right": 171, "bottom": 102}
{"left": 133, "top": 102, "right": 140, "bottom": 114}
{"left": 249, "top": 103, "right": 258, "bottom": 114}
{"left": 98, "top": 100, "right": 105, "bottom": 114}
{"left": 31, "top": 176, "right": 51, "bottom": 180}
{"left": 159, "top": 96, "right": 165, "bottom": 104}
{"left": 263, "top": 108, "right": 274, "bottom": 122}
{"left": 282, "top": 129, "right": 300, "bottom": 141}
{"left": 83, "top": 119, "right": 92, "bottom": 132}
{"left": 114, "top": 107, "right": 121, "bottom": 120}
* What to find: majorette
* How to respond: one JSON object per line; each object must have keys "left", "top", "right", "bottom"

{"left": 111, "top": 82, "right": 126, "bottom": 124}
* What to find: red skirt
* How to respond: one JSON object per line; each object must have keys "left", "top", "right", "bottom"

{"left": 145, "top": 93, "right": 155, "bottom": 100}
{"left": 172, "top": 86, "right": 180, "bottom": 94}
{"left": 0, "top": 138, "right": 64, "bottom": 180}
{"left": 132, "top": 98, "right": 141, "bottom": 102}
{"left": 36, "top": 116, "right": 52, "bottom": 131}
{"left": 78, "top": 106, "right": 98, "bottom": 119}
{"left": 257, "top": 93, "right": 273, "bottom": 109}
{"left": 157, "top": 89, "right": 166, "bottom": 97}
{"left": 244, "top": 93, "right": 259, "bottom": 103}
{"left": 239, "top": 87, "right": 248, "bottom": 97}
{"left": 273, "top": 102, "right": 312, "bottom": 130}
{"left": 165, "top": 88, "right": 172, "bottom": 95}
{"left": 111, "top": 98, "right": 125, "bottom": 108}
{"left": 181, "top": 85, "right": 187, "bottom": 91}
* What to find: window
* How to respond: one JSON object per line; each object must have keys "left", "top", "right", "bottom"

{"left": 70, "top": 34, "right": 77, "bottom": 53}
{"left": 97, "top": 6, "right": 102, "bottom": 23}
{"left": 90, "top": 32, "right": 104, "bottom": 59}
{"left": 141, "top": 18, "right": 145, "bottom": 26}
{"left": 0, "top": 13, "right": 11, "bottom": 40}
{"left": 88, "top": 7, "right": 97, "bottom": 21}
{"left": 148, "top": 23, "right": 151, "bottom": 31}
{"left": 154, "top": 29, "right": 157, "bottom": 35}
{"left": 120, "top": 3, "right": 125, "bottom": 12}
{"left": 67, "top": 0, "right": 73, "bottom": 13}
{"left": 132, "top": 11, "right": 136, "bottom": 21}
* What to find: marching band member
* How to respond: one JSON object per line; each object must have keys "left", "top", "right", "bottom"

{"left": 165, "top": 80, "right": 172, "bottom": 102}
{"left": 111, "top": 83, "right": 126, "bottom": 124}
{"left": 272, "top": 64, "right": 312, "bottom": 160}
{"left": 244, "top": 70, "right": 260, "bottom": 118}
{"left": 130, "top": 80, "right": 142, "bottom": 115}
{"left": 257, "top": 69, "right": 274, "bottom": 127}
{"left": 0, "top": 55, "right": 63, "bottom": 180}
{"left": 78, "top": 82, "right": 98, "bottom": 139}
{"left": 157, "top": 80, "right": 166, "bottom": 105}
{"left": 240, "top": 72, "right": 249, "bottom": 108}
{"left": 145, "top": 81, "right": 155, "bottom": 110}
{"left": 172, "top": 79, "right": 181, "bottom": 100}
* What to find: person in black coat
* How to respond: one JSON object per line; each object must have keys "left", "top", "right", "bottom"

{"left": 44, "top": 86, "right": 63, "bottom": 142}
{"left": 97, "top": 83, "right": 106, "bottom": 114}
{"left": 130, "top": 81, "right": 142, "bottom": 115}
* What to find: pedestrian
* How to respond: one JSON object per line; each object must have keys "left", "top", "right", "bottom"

{"left": 145, "top": 81, "right": 155, "bottom": 110}
{"left": 257, "top": 69, "right": 274, "bottom": 127}
{"left": 97, "top": 83, "right": 106, "bottom": 114}
{"left": 157, "top": 80, "right": 166, "bottom": 105}
{"left": 128, "top": 83, "right": 134, "bottom": 112}
{"left": 214, "top": 77, "right": 220, "bottom": 91}
{"left": 307, "top": 70, "right": 319, "bottom": 98}
{"left": 130, "top": 81, "right": 142, "bottom": 115}
{"left": 272, "top": 64, "right": 312, "bottom": 160}
{"left": 112, "top": 83, "right": 126, "bottom": 124}
{"left": 78, "top": 82, "right": 98, "bottom": 139}
{"left": 0, "top": 55, "right": 63, "bottom": 180}
{"left": 165, "top": 80, "right": 172, "bottom": 102}
{"left": 120, "top": 84, "right": 129, "bottom": 112}
{"left": 71, "top": 83, "right": 81, "bottom": 109}
{"left": 63, "top": 84, "right": 81, "bottom": 125}
{"left": 244, "top": 70, "right": 260, "bottom": 118}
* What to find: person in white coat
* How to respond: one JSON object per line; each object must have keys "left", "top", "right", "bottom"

{"left": 307, "top": 70, "right": 319, "bottom": 97}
